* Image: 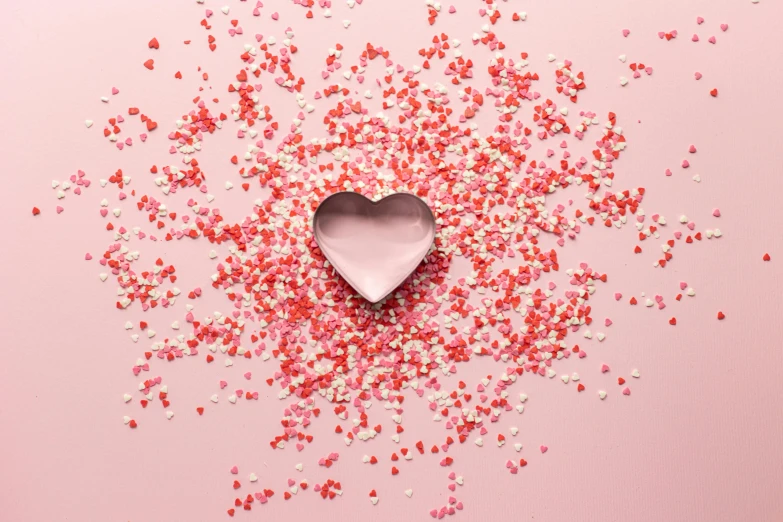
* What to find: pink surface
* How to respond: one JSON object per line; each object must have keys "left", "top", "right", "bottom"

{"left": 2, "top": 1, "right": 783, "bottom": 521}
{"left": 313, "top": 192, "right": 436, "bottom": 303}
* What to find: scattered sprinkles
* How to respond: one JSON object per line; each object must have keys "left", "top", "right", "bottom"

{"left": 30, "top": 0, "right": 757, "bottom": 518}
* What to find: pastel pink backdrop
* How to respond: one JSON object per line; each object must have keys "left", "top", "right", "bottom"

{"left": 1, "top": 1, "right": 782, "bottom": 521}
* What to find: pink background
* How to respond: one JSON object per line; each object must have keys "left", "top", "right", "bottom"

{"left": 2, "top": 0, "right": 782, "bottom": 521}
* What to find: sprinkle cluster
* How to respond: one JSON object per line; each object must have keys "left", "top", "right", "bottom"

{"left": 32, "top": 0, "right": 760, "bottom": 518}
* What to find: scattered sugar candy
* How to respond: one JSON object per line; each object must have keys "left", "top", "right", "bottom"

{"left": 31, "top": 7, "right": 733, "bottom": 515}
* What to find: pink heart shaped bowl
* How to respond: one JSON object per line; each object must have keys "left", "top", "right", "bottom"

{"left": 313, "top": 192, "right": 436, "bottom": 303}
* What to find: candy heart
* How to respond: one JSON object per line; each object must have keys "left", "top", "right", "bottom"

{"left": 313, "top": 192, "right": 436, "bottom": 303}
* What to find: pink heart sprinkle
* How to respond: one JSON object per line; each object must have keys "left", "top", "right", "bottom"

{"left": 692, "top": 34, "right": 699, "bottom": 42}
{"left": 694, "top": 71, "right": 702, "bottom": 80}
{"left": 697, "top": 16, "right": 704, "bottom": 24}
{"left": 622, "top": 29, "right": 630, "bottom": 37}
{"left": 230, "top": 466, "right": 238, "bottom": 474}
{"left": 85, "top": 253, "right": 92, "bottom": 260}
{"left": 720, "top": 24, "right": 728, "bottom": 32}
{"left": 448, "top": 5, "right": 456, "bottom": 13}
{"left": 708, "top": 36, "right": 716, "bottom": 44}
{"left": 681, "top": 160, "right": 690, "bottom": 168}
{"left": 614, "top": 292, "right": 622, "bottom": 301}
{"left": 244, "top": 372, "right": 252, "bottom": 380}
{"left": 540, "top": 445, "right": 548, "bottom": 454}
{"left": 605, "top": 318, "right": 613, "bottom": 327}
{"left": 713, "top": 208, "right": 721, "bottom": 217}
{"left": 56, "top": 206, "right": 64, "bottom": 214}
{"left": 601, "top": 364, "right": 611, "bottom": 373}
{"left": 220, "top": 380, "right": 228, "bottom": 389}
{"left": 622, "top": 387, "right": 631, "bottom": 396}
{"left": 680, "top": 282, "right": 688, "bottom": 290}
